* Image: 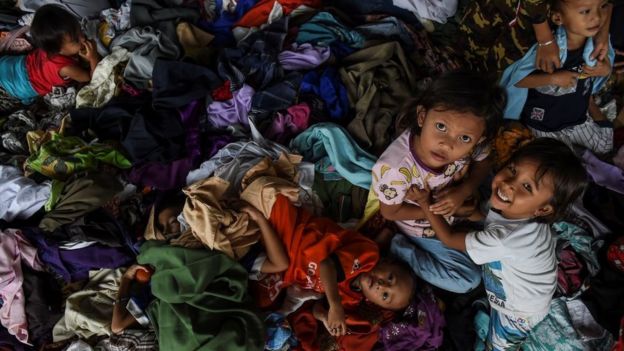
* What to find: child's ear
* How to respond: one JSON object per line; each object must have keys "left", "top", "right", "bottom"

{"left": 533, "top": 204, "right": 554, "bottom": 218}
{"left": 417, "top": 106, "right": 426, "bottom": 127}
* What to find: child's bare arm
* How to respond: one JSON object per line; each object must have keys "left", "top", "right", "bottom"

{"left": 430, "top": 157, "right": 492, "bottom": 216}
{"left": 319, "top": 258, "right": 346, "bottom": 337}
{"left": 409, "top": 185, "right": 468, "bottom": 251}
{"left": 515, "top": 71, "right": 579, "bottom": 89}
{"left": 59, "top": 40, "right": 101, "bottom": 82}
{"left": 111, "top": 265, "right": 149, "bottom": 334}
{"left": 59, "top": 65, "right": 91, "bottom": 83}
{"left": 379, "top": 201, "right": 426, "bottom": 221}
{"left": 240, "top": 203, "right": 289, "bottom": 273}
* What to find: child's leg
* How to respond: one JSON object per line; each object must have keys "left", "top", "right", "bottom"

{"left": 390, "top": 233, "right": 481, "bottom": 293}
{"left": 486, "top": 309, "right": 543, "bottom": 351}
{"left": 530, "top": 115, "right": 613, "bottom": 154}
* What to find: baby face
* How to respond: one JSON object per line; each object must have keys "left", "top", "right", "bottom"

{"left": 359, "top": 261, "right": 414, "bottom": 311}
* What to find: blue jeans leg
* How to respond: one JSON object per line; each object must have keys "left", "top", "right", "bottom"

{"left": 390, "top": 233, "right": 482, "bottom": 293}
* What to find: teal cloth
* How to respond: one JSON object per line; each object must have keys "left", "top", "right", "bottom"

{"left": 295, "top": 12, "right": 365, "bottom": 49}
{"left": 290, "top": 122, "right": 377, "bottom": 189}
{"left": 553, "top": 221, "right": 601, "bottom": 276}
{"left": 138, "top": 241, "right": 264, "bottom": 351}
{"left": 0, "top": 55, "right": 38, "bottom": 104}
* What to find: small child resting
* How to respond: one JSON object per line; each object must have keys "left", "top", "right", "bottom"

{"left": 0, "top": 5, "right": 100, "bottom": 113}
{"left": 501, "top": 0, "right": 615, "bottom": 154}
{"left": 409, "top": 138, "right": 587, "bottom": 350}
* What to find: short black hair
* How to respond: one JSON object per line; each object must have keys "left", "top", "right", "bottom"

{"left": 397, "top": 70, "right": 506, "bottom": 143}
{"left": 30, "top": 4, "right": 82, "bottom": 54}
{"left": 507, "top": 138, "right": 587, "bottom": 223}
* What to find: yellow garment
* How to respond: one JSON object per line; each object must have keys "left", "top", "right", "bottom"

{"left": 240, "top": 176, "right": 300, "bottom": 219}
{"left": 183, "top": 177, "right": 259, "bottom": 260}
{"left": 143, "top": 206, "right": 203, "bottom": 248}
{"left": 241, "top": 153, "right": 301, "bottom": 190}
{"left": 355, "top": 186, "right": 380, "bottom": 231}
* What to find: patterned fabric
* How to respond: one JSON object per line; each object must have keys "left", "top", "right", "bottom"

{"left": 459, "top": 0, "right": 548, "bottom": 74}
{"left": 109, "top": 329, "right": 158, "bottom": 351}
{"left": 372, "top": 130, "right": 488, "bottom": 237}
{"left": 377, "top": 284, "right": 445, "bottom": 350}
{"left": 487, "top": 308, "right": 546, "bottom": 351}
{"left": 0, "top": 86, "right": 22, "bottom": 114}
{"left": 530, "top": 115, "right": 613, "bottom": 155}
{"left": 25, "top": 133, "right": 132, "bottom": 180}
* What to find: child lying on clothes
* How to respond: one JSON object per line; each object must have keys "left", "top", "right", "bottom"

{"left": 408, "top": 138, "right": 587, "bottom": 350}
{"left": 0, "top": 4, "right": 100, "bottom": 114}
{"left": 112, "top": 199, "right": 290, "bottom": 333}
{"left": 248, "top": 194, "right": 415, "bottom": 338}
{"left": 500, "top": 0, "right": 615, "bottom": 154}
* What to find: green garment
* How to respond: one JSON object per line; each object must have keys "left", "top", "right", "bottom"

{"left": 138, "top": 241, "right": 264, "bottom": 351}
{"left": 25, "top": 133, "right": 131, "bottom": 180}
{"left": 39, "top": 173, "right": 123, "bottom": 232}
{"left": 312, "top": 174, "right": 368, "bottom": 223}
{"left": 339, "top": 42, "right": 416, "bottom": 155}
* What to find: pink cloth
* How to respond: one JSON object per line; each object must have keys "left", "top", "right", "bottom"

{"left": 0, "top": 229, "right": 43, "bottom": 344}
{"left": 265, "top": 103, "right": 310, "bottom": 143}
{"left": 206, "top": 84, "right": 255, "bottom": 128}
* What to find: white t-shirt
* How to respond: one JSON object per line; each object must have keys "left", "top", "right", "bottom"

{"left": 465, "top": 210, "right": 557, "bottom": 317}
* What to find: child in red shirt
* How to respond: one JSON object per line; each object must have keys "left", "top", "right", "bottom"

{"left": 0, "top": 5, "right": 99, "bottom": 112}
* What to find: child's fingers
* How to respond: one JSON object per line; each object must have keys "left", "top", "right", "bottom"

{"left": 429, "top": 200, "right": 449, "bottom": 211}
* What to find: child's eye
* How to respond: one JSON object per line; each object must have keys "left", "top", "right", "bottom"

{"left": 382, "top": 292, "right": 389, "bottom": 301}
{"left": 388, "top": 274, "right": 394, "bottom": 282}
{"left": 523, "top": 183, "right": 532, "bottom": 192}
{"left": 459, "top": 135, "right": 472, "bottom": 143}
{"left": 579, "top": 9, "right": 590, "bottom": 14}
{"left": 435, "top": 123, "right": 447, "bottom": 132}
{"left": 601, "top": 2, "right": 609, "bottom": 9}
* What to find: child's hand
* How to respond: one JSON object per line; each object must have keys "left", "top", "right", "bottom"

{"left": 79, "top": 40, "right": 99, "bottom": 61}
{"left": 237, "top": 201, "right": 263, "bottom": 221}
{"left": 582, "top": 59, "right": 612, "bottom": 78}
{"left": 536, "top": 42, "right": 561, "bottom": 73}
{"left": 123, "top": 265, "right": 151, "bottom": 282}
{"left": 405, "top": 184, "right": 431, "bottom": 206}
{"left": 327, "top": 304, "right": 347, "bottom": 337}
{"left": 429, "top": 186, "right": 471, "bottom": 216}
{"left": 550, "top": 71, "right": 580, "bottom": 88}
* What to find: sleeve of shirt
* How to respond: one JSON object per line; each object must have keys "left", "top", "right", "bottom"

{"left": 333, "top": 230, "right": 379, "bottom": 283}
{"left": 465, "top": 225, "right": 509, "bottom": 264}
{"left": 372, "top": 163, "right": 411, "bottom": 206}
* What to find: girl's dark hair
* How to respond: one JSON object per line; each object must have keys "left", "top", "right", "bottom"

{"left": 397, "top": 71, "right": 506, "bottom": 143}
{"left": 507, "top": 138, "right": 587, "bottom": 223}
{"left": 30, "top": 4, "right": 82, "bottom": 54}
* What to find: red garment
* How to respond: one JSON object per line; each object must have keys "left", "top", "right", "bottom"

{"left": 289, "top": 302, "right": 389, "bottom": 351}
{"left": 607, "top": 236, "right": 624, "bottom": 273}
{"left": 267, "top": 195, "right": 379, "bottom": 309}
{"left": 25, "top": 49, "right": 77, "bottom": 95}
{"left": 211, "top": 80, "right": 233, "bottom": 101}
{"left": 235, "top": 0, "right": 322, "bottom": 28}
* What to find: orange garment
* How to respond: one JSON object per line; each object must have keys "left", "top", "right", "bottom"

{"left": 288, "top": 302, "right": 390, "bottom": 351}
{"left": 267, "top": 194, "right": 379, "bottom": 309}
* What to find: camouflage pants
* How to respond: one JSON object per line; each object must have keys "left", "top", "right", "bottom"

{"left": 458, "top": 0, "right": 547, "bottom": 74}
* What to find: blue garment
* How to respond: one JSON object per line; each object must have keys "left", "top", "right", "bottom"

{"left": 0, "top": 55, "right": 38, "bottom": 104}
{"left": 500, "top": 26, "right": 615, "bottom": 120}
{"left": 295, "top": 12, "right": 365, "bottom": 49}
{"left": 197, "top": 0, "right": 258, "bottom": 46}
{"left": 290, "top": 122, "right": 377, "bottom": 189}
{"left": 300, "top": 67, "right": 350, "bottom": 120}
{"left": 264, "top": 312, "right": 298, "bottom": 350}
{"left": 390, "top": 234, "right": 482, "bottom": 293}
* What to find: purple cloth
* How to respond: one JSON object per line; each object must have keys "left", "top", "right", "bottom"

{"left": 582, "top": 150, "right": 624, "bottom": 195}
{"left": 207, "top": 84, "right": 255, "bottom": 128}
{"left": 265, "top": 103, "right": 311, "bottom": 144}
{"left": 128, "top": 100, "right": 203, "bottom": 190}
{"left": 203, "top": 133, "right": 237, "bottom": 159}
{"left": 377, "top": 285, "right": 445, "bottom": 351}
{"left": 22, "top": 228, "right": 135, "bottom": 283}
{"left": 278, "top": 43, "right": 331, "bottom": 71}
